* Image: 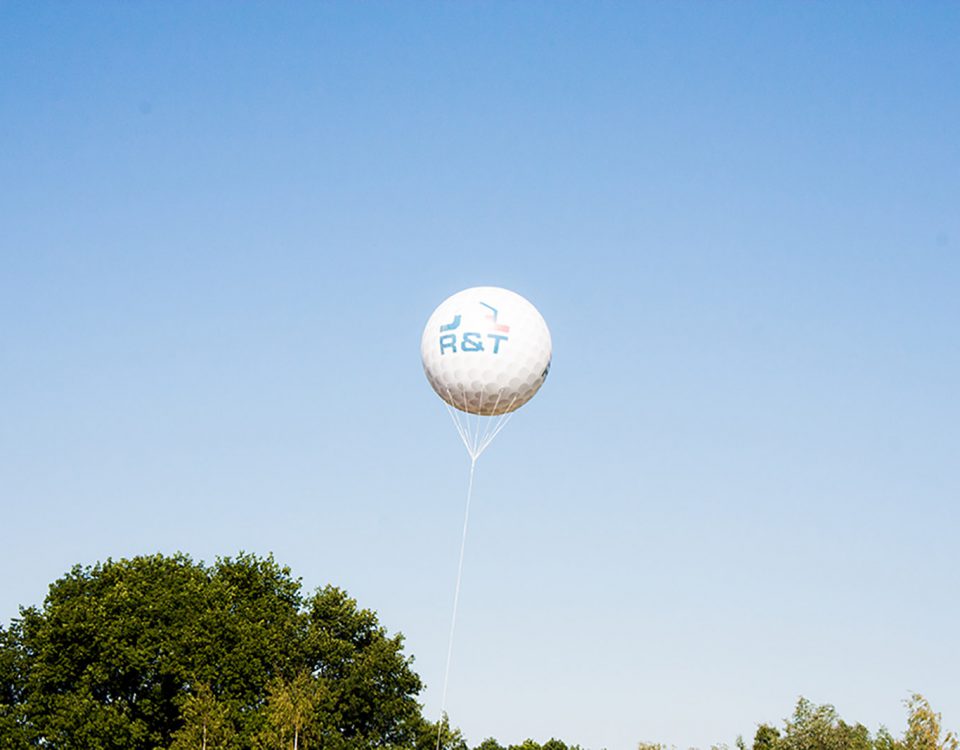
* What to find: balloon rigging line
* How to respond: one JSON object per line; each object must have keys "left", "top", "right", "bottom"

{"left": 445, "top": 402, "right": 470, "bottom": 455}
{"left": 477, "top": 398, "right": 516, "bottom": 457}
{"left": 444, "top": 389, "right": 472, "bottom": 457}
{"left": 473, "top": 408, "right": 481, "bottom": 455}
{"left": 478, "top": 390, "right": 506, "bottom": 454}
{"left": 443, "top": 390, "right": 519, "bottom": 462}
{"left": 437, "top": 454, "right": 476, "bottom": 750}
{"left": 467, "top": 386, "right": 480, "bottom": 456}
{"left": 435, "top": 393, "right": 517, "bottom": 750}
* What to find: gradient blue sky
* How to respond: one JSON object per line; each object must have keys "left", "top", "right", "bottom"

{"left": 2, "top": 3, "right": 958, "bottom": 748}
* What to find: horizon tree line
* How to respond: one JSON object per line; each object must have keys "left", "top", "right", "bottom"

{"left": 0, "top": 553, "right": 955, "bottom": 750}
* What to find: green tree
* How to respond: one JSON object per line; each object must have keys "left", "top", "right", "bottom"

{"left": 508, "top": 741, "right": 543, "bottom": 750}
{"left": 900, "top": 694, "right": 959, "bottom": 750}
{"left": 410, "top": 713, "right": 468, "bottom": 750}
{"left": 16, "top": 553, "right": 212, "bottom": 749}
{"left": 754, "top": 724, "right": 781, "bottom": 750}
{"left": 256, "top": 670, "right": 326, "bottom": 750}
{"left": 738, "top": 694, "right": 960, "bottom": 750}
{"left": 0, "top": 624, "right": 30, "bottom": 749}
{"left": 876, "top": 726, "right": 901, "bottom": 750}
{"left": 303, "top": 585, "right": 423, "bottom": 749}
{"left": 542, "top": 740, "right": 572, "bottom": 750}
{"left": 778, "top": 697, "right": 871, "bottom": 750}
{"left": 4, "top": 553, "right": 422, "bottom": 750}
{"left": 169, "top": 682, "right": 237, "bottom": 750}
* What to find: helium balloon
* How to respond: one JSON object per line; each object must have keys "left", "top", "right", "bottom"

{"left": 421, "top": 287, "right": 552, "bottom": 416}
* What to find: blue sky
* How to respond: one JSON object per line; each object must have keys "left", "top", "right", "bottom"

{"left": 2, "top": 3, "right": 958, "bottom": 748}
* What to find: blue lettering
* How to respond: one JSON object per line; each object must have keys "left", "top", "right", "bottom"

{"left": 461, "top": 332, "right": 484, "bottom": 352}
{"left": 488, "top": 334, "right": 508, "bottom": 353}
{"left": 439, "top": 334, "right": 457, "bottom": 354}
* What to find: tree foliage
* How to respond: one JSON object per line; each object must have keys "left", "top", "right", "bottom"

{"left": 633, "top": 695, "right": 957, "bottom": 750}
{"left": 255, "top": 670, "right": 326, "bottom": 750}
{"left": 777, "top": 697, "right": 872, "bottom": 750}
{"left": 900, "top": 694, "right": 960, "bottom": 750}
{"left": 169, "top": 682, "right": 237, "bottom": 750}
{"left": 0, "top": 624, "right": 30, "bottom": 749}
{"left": 1, "top": 553, "right": 422, "bottom": 749}
{"left": 411, "top": 713, "right": 470, "bottom": 750}
{"left": 2, "top": 553, "right": 957, "bottom": 750}
{"left": 742, "top": 696, "right": 958, "bottom": 750}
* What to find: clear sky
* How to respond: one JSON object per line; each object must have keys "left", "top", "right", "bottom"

{"left": 2, "top": 3, "right": 958, "bottom": 748}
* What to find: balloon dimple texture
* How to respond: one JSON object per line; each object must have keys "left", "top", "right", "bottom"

{"left": 421, "top": 287, "right": 552, "bottom": 416}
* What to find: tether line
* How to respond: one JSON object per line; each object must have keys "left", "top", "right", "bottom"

{"left": 436, "top": 455, "right": 477, "bottom": 750}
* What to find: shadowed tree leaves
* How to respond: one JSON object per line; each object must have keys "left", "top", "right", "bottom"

{"left": 0, "top": 624, "right": 30, "bottom": 749}
{"left": 16, "top": 554, "right": 210, "bottom": 748}
{"left": 303, "top": 585, "right": 423, "bottom": 749}
{"left": 475, "top": 738, "right": 507, "bottom": 750}
{"left": 754, "top": 725, "right": 781, "bottom": 750}
{"left": 2, "top": 553, "right": 421, "bottom": 750}
{"left": 506, "top": 740, "right": 583, "bottom": 750}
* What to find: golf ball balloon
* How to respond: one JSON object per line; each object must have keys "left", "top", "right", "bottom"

{"left": 421, "top": 287, "right": 552, "bottom": 415}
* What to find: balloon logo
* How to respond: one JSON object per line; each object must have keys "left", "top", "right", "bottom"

{"left": 421, "top": 287, "right": 552, "bottom": 416}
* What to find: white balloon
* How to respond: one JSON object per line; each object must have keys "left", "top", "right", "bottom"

{"left": 421, "top": 287, "right": 552, "bottom": 416}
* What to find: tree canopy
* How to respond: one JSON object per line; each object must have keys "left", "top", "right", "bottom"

{"left": 746, "top": 695, "right": 958, "bottom": 750}
{"left": 0, "top": 553, "right": 422, "bottom": 749}
{"left": 1, "top": 553, "right": 955, "bottom": 750}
